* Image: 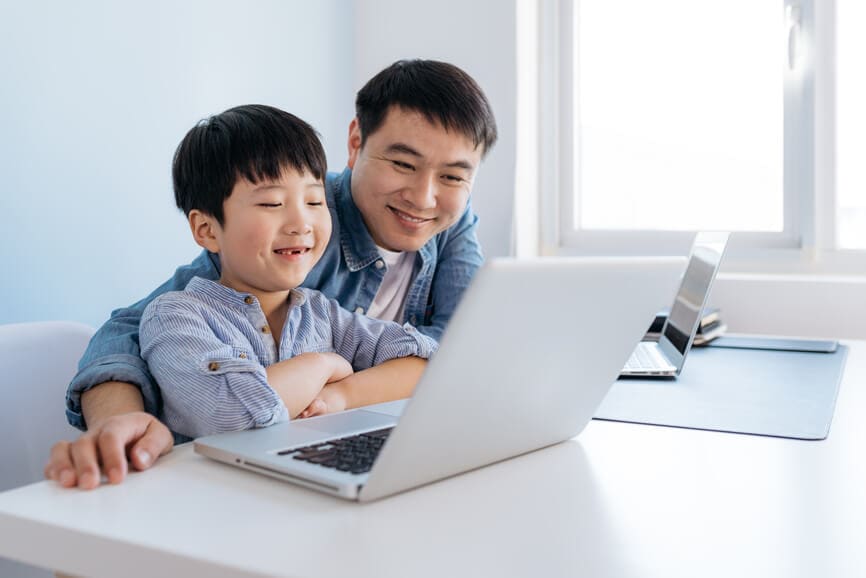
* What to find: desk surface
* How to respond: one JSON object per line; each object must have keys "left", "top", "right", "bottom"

{"left": 2, "top": 343, "right": 865, "bottom": 578}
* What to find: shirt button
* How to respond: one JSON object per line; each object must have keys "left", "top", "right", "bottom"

{"left": 239, "top": 352, "right": 247, "bottom": 359}
{"left": 355, "top": 307, "right": 365, "bottom": 314}
{"left": 410, "top": 316, "right": 417, "bottom": 325}
{"left": 208, "top": 362, "right": 220, "bottom": 371}
{"left": 375, "top": 260, "right": 384, "bottom": 269}
{"left": 244, "top": 296, "right": 254, "bottom": 305}
{"left": 261, "top": 326, "right": 271, "bottom": 334}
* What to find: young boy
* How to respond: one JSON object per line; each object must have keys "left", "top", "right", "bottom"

{"left": 139, "top": 105, "right": 437, "bottom": 440}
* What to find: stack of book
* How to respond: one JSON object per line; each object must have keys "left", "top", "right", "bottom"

{"left": 644, "top": 307, "right": 727, "bottom": 346}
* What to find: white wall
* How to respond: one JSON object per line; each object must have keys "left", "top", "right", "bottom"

{"left": 0, "top": 0, "right": 355, "bottom": 328}
{"left": 353, "top": 0, "right": 518, "bottom": 258}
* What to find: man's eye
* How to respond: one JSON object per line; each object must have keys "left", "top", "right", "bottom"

{"left": 392, "top": 160, "right": 414, "bottom": 171}
{"left": 443, "top": 174, "right": 465, "bottom": 183}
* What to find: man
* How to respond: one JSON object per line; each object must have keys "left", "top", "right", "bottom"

{"left": 44, "top": 59, "right": 498, "bottom": 489}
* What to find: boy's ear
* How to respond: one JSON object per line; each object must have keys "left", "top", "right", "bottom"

{"left": 347, "top": 117, "right": 362, "bottom": 170}
{"left": 188, "top": 210, "right": 221, "bottom": 253}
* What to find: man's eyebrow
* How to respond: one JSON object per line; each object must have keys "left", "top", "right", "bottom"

{"left": 385, "top": 143, "right": 422, "bottom": 157}
{"left": 386, "top": 143, "right": 475, "bottom": 171}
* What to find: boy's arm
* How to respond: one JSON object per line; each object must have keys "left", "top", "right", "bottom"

{"left": 265, "top": 353, "right": 353, "bottom": 418}
{"left": 417, "top": 201, "right": 484, "bottom": 341}
{"left": 299, "top": 293, "right": 437, "bottom": 416}
{"left": 302, "top": 356, "right": 427, "bottom": 417}
{"left": 140, "top": 298, "right": 289, "bottom": 439}
{"left": 66, "top": 249, "right": 221, "bottom": 429}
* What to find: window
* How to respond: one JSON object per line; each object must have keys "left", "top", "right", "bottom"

{"left": 521, "top": 0, "right": 866, "bottom": 269}
{"left": 837, "top": 0, "right": 866, "bottom": 249}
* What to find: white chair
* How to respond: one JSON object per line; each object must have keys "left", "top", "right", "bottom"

{"left": 0, "top": 321, "right": 94, "bottom": 578}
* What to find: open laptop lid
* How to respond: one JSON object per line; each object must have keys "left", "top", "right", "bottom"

{"left": 657, "top": 232, "right": 730, "bottom": 375}
{"left": 360, "top": 256, "right": 684, "bottom": 501}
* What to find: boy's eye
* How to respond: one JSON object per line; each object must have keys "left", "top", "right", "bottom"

{"left": 257, "top": 203, "right": 282, "bottom": 208}
{"left": 307, "top": 201, "right": 324, "bottom": 207}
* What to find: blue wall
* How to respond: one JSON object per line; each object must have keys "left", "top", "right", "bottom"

{"left": 0, "top": 0, "right": 354, "bottom": 328}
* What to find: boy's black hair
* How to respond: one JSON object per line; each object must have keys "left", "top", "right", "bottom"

{"left": 172, "top": 104, "right": 327, "bottom": 225}
{"left": 355, "top": 59, "right": 498, "bottom": 157}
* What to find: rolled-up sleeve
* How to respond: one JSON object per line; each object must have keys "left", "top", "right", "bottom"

{"left": 317, "top": 293, "right": 439, "bottom": 369}
{"left": 140, "top": 296, "right": 288, "bottom": 439}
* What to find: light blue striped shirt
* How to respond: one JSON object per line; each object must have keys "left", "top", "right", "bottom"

{"left": 140, "top": 277, "right": 437, "bottom": 440}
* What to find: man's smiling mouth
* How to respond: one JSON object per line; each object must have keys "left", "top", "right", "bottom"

{"left": 388, "top": 206, "right": 432, "bottom": 223}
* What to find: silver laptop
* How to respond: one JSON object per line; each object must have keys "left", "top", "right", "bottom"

{"left": 195, "top": 257, "right": 684, "bottom": 502}
{"left": 620, "top": 232, "right": 730, "bottom": 378}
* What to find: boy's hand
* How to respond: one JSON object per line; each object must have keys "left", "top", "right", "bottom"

{"left": 298, "top": 382, "right": 350, "bottom": 419}
{"left": 297, "top": 354, "right": 353, "bottom": 418}
{"left": 44, "top": 412, "right": 173, "bottom": 490}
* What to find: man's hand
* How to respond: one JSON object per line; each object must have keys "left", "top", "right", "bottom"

{"left": 44, "top": 412, "right": 173, "bottom": 490}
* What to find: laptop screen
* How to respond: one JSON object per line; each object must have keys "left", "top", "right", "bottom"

{"left": 661, "top": 232, "right": 730, "bottom": 358}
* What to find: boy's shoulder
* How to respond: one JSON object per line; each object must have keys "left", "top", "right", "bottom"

{"left": 143, "top": 279, "right": 220, "bottom": 318}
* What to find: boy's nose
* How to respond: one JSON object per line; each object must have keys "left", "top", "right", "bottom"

{"left": 285, "top": 222, "right": 313, "bottom": 236}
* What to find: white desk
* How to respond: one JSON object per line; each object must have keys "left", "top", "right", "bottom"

{"left": 2, "top": 343, "right": 865, "bottom": 578}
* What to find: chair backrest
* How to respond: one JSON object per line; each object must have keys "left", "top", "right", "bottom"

{"left": 0, "top": 321, "right": 94, "bottom": 491}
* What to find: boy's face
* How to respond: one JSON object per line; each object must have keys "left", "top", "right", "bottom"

{"left": 347, "top": 106, "right": 484, "bottom": 253}
{"left": 193, "top": 170, "right": 330, "bottom": 296}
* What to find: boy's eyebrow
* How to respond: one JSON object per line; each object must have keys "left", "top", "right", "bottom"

{"left": 249, "top": 182, "right": 324, "bottom": 193}
{"left": 385, "top": 142, "right": 476, "bottom": 171}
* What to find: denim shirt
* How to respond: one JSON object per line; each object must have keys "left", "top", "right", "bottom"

{"left": 66, "top": 167, "right": 484, "bottom": 430}
{"left": 140, "top": 278, "right": 437, "bottom": 441}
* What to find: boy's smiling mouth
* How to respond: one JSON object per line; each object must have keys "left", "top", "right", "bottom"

{"left": 274, "top": 246, "right": 312, "bottom": 257}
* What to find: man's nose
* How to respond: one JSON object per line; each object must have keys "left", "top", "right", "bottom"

{"left": 403, "top": 172, "right": 437, "bottom": 209}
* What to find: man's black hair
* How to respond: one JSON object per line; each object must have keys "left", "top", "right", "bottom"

{"left": 355, "top": 59, "right": 498, "bottom": 156}
{"left": 172, "top": 104, "right": 327, "bottom": 225}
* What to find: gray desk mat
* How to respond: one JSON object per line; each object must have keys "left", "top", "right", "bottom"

{"left": 594, "top": 345, "right": 849, "bottom": 440}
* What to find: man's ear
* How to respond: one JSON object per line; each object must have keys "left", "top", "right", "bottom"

{"left": 346, "top": 117, "right": 362, "bottom": 170}
{"left": 189, "top": 210, "right": 221, "bottom": 253}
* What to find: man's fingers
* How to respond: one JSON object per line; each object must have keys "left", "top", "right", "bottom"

{"left": 128, "top": 419, "right": 173, "bottom": 471}
{"left": 69, "top": 437, "right": 101, "bottom": 490}
{"left": 96, "top": 426, "right": 129, "bottom": 485}
{"left": 45, "top": 441, "right": 77, "bottom": 487}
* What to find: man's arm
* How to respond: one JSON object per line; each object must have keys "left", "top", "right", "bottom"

{"left": 66, "top": 250, "right": 221, "bottom": 429}
{"left": 45, "top": 382, "right": 173, "bottom": 490}
{"left": 46, "top": 251, "right": 220, "bottom": 490}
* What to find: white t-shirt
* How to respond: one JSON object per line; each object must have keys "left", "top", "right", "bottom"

{"left": 366, "top": 247, "right": 417, "bottom": 323}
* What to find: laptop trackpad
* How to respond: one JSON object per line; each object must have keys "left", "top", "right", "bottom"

{"left": 301, "top": 409, "right": 397, "bottom": 435}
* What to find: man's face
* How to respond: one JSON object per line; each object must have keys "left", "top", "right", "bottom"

{"left": 347, "top": 107, "right": 484, "bottom": 253}
{"left": 196, "top": 170, "right": 331, "bottom": 296}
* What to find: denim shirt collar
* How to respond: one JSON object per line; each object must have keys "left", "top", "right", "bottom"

{"left": 330, "top": 167, "right": 435, "bottom": 272}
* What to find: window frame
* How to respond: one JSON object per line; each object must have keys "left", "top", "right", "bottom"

{"left": 524, "top": 0, "right": 865, "bottom": 274}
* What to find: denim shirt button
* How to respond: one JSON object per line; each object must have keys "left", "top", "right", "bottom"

{"left": 354, "top": 307, "right": 365, "bottom": 314}
{"left": 410, "top": 316, "right": 417, "bottom": 325}
{"left": 375, "top": 260, "right": 384, "bottom": 269}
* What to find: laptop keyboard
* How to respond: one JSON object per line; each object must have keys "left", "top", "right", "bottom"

{"left": 277, "top": 427, "right": 393, "bottom": 475}
{"left": 623, "top": 342, "right": 674, "bottom": 372}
